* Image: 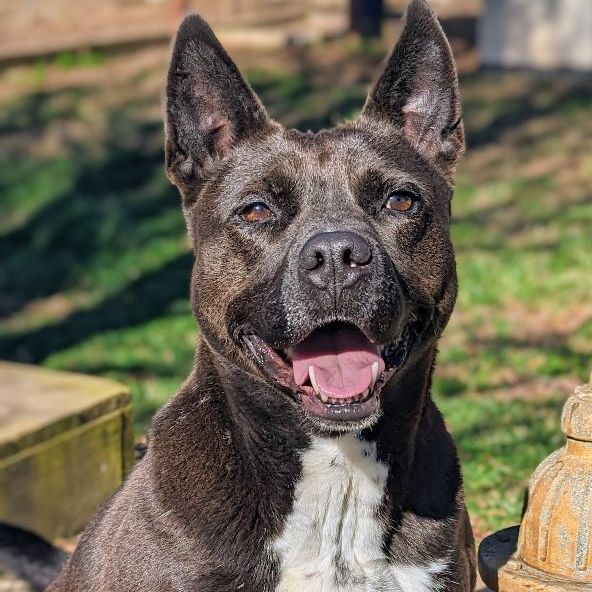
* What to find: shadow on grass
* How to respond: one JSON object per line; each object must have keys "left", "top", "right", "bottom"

{"left": 462, "top": 75, "right": 592, "bottom": 149}
{"left": 0, "top": 252, "right": 193, "bottom": 362}
{"left": 0, "top": 87, "right": 92, "bottom": 136}
{"left": 0, "top": 83, "right": 195, "bottom": 364}
{"left": 0, "top": 94, "right": 182, "bottom": 319}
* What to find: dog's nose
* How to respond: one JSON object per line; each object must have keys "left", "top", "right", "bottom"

{"left": 299, "top": 231, "right": 373, "bottom": 290}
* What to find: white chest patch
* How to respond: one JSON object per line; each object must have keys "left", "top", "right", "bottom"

{"left": 273, "top": 435, "right": 446, "bottom": 592}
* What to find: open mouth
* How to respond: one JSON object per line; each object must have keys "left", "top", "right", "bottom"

{"left": 241, "top": 321, "right": 413, "bottom": 425}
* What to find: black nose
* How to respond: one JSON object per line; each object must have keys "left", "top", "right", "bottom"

{"left": 299, "top": 231, "right": 373, "bottom": 291}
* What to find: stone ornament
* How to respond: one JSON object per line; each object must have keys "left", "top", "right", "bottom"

{"left": 479, "top": 377, "right": 592, "bottom": 591}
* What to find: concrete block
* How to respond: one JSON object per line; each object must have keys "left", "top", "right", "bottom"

{"left": 479, "top": 0, "right": 592, "bottom": 71}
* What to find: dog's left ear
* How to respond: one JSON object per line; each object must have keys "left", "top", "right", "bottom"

{"left": 362, "top": 0, "right": 464, "bottom": 181}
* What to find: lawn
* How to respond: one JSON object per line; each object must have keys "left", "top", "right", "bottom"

{"left": 0, "top": 41, "right": 591, "bottom": 537}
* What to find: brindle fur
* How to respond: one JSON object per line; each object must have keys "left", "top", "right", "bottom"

{"left": 47, "top": 1, "right": 476, "bottom": 590}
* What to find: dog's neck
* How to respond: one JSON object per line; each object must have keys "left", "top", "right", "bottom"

{"left": 197, "top": 339, "right": 436, "bottom": 469}
{"left": 148, "top": 340, "right": 456, "bottom": 589}
{"left": 368, "top": 346, "right": 436, "bottom": 467}
{"left": 151, "top": 338, "right": 437, "bottom": 499}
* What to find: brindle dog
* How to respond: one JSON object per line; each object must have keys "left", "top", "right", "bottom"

{"left": 47, "top": 1, "right": 476, "bottom": 590}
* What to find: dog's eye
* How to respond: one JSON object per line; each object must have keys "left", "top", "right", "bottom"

{"left": 239, "top": 202, "right": 273, "bottom": 224}
{"left": 384, "top": 192, "right": 416, "bottom": 213}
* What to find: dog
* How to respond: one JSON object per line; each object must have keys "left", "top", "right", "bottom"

{"left": 41, "top": 1, "right": 476, "bottom": 590}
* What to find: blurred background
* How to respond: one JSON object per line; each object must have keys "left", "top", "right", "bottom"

{"left": 0, "top": 0, "right": 591, "bottom": 585}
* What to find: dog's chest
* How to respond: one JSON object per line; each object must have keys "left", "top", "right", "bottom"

{"left": 272, "top": 436, "right": 445, "bottom": 592}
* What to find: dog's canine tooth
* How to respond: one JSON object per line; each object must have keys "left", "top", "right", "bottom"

{"left": 309, "top": 366, "right": 321, "bottom": 394}
{"left": 320, "top": 391, "right": 330, "bottom": 403}
{"left": 371, "top": 362, "right": 379, "bottom": 389}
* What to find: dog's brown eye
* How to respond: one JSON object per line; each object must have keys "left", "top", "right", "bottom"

{"left": 239, "top": 202, "right": 273, "bottom": 224}
{"left": 384, "top": 192, "right": 415, "bottom": 213}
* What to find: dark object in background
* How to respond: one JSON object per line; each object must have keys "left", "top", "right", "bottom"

{"left": 350, "top": 0, "right": 384, "bottom": 38}
{"left": 0, "top": 523, "right": 67, "bottom": 592}
{"left": 478, "top": 526, "right": 519, "bottom": 591}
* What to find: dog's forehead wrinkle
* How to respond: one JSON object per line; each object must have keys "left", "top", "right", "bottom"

{"left": 326, "top": 128, "right": 433, "bottom": 197}
{"left": 209, "top": 126, "right": 436, "bottom": 224}
{"left": 229, "top": 134, "right": 293, "bottom": 179}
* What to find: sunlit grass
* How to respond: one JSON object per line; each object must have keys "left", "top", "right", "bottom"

{"left": 0, "top": 46, "right": 591, "bottom": 534}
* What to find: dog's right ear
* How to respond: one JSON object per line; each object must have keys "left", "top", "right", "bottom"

{"left": 165, "top": 15, "right": 273, "bottom": 189}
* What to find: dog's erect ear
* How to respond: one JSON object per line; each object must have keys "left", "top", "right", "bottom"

{"left": 165, "top": 15, "right": 272, "bottom": 188}
{"left": 362, "top": 0, "right": 464, "bottom": 180}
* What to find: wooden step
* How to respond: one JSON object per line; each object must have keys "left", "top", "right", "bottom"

{"left": 0, "top": 362, "right": 133, "bottom": 541}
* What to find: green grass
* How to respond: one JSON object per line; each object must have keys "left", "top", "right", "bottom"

{"left": 0, "top": 45, "right": 591, "bottom": 535}
{"left": 439, "top": 394, "right": 565, "bottom": 533}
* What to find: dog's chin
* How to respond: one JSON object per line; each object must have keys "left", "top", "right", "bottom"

{"left": 239, "top": 320, "right": 415, "bottom": 432}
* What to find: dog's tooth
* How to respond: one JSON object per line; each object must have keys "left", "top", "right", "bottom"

{"left": 361, "top": 388, "right": 369, "bottom": 401}
{"left": 320, "top": 391, "right": 330, "bottom": 403}
{"left": 309, "top": 366, "right": 321, "bottom": 394}
{"left": 371, "top": 361, "right": 380, "bottom": 389}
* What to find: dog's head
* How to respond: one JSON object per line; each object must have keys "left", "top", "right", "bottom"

{"left": 165, "top": 0, "right": 463, "bottom": 432}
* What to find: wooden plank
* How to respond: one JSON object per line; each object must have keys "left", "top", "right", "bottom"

{"left": 0, "top": 0, "right": 307, "bottom": 63}
{"left": 0, "top": 362, "right": 134, "bottom": 539}
{"left": 0, "top": 410, "right": 129, "bottom": 540}
{"left": 0, "top": 362, "right": 131, "bottom": 458}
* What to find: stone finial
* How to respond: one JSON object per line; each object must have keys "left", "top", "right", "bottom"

{"left": 562, "top": 382, "right": 592, "bottom": 442}
{"left": 478, "top": 375, "right": 592, "bottom": 591}
{"left": 518, "top": 390, "right": 592, "bottom": 583}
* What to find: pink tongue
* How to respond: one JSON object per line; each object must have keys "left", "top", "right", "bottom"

{"left": 292, "top": 325, "right": 385, "bottom": 398}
